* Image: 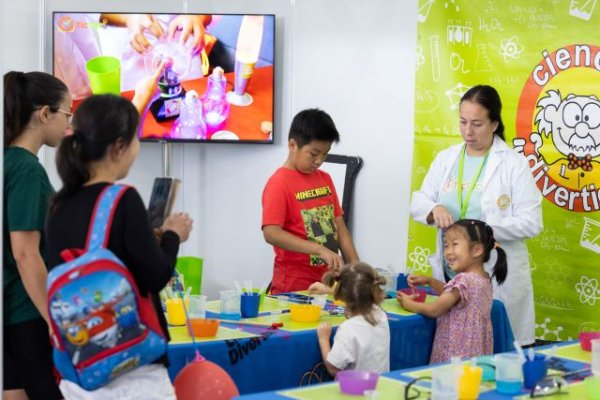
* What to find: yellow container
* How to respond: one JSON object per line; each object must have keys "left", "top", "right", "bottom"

{"left": 290, "top": 304, "right": 322, "bottom": 322}
{"left": 166, "top": 297, "right": 189, "bottom": 326}
{"left": 458, "top": 365, "right": 483, "bottom": 400}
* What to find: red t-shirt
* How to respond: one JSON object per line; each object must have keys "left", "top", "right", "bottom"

{"left": 262, "top": 167, "right": 343, "bottom": 294}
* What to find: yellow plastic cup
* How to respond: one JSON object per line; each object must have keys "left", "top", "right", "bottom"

{"left": 459, "top": 365, "right": 483, "bottom": 399}
{"left": 85, "top": 56, "right": 121, "bottom": 95}
{"left": 166, "top": 297, "right": 189, "bottom": 326}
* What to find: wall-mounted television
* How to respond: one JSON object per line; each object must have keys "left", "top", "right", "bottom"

{"left": 53, "top": 12, "right": 275, "bottom": 143}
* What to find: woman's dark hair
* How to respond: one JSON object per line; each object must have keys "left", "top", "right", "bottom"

{"left": 288, "top": 108, "right": 340, "bottom": 148}
{"left": 323, "top": 262, "right": 386, "bottom": 326}
{"left": 447, "top": 219, "right": 507, "bottom": 285}
{"left": 51, "top": 94, "right": 139, "bottom": 212}
{"left": 460, "top": 85, "right": 505, "bottom": 141}
{"left": 4, "top": 71, "right": 69, "bottom": 146}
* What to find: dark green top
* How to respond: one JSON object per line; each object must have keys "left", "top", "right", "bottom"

{"left": 3, "top": 146, "right": 54, "bottom": 325}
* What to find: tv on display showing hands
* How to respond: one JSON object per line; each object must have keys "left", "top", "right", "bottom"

{"left": 53, "top": 12, "right": 275, "bottom": 143}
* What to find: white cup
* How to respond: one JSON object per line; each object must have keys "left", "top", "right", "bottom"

{"left": 431, "top": 365, "right": 460, "bottom": 400}
{"left": 592, "top": 339, "right": 600, "bottom": 375}
{"left": 188, "top": 294, "right": 207, "bottom": 319}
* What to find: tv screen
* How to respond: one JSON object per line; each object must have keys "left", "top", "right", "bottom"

{"left": 53, "top": 12, "right": 275, "bottom": 143}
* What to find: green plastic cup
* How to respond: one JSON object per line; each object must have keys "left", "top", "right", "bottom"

{"left": 85, "top": 56, "right": 121, "bottom": 95}
{"left": 176, "top": 257, "right": 203, "bottom": 295}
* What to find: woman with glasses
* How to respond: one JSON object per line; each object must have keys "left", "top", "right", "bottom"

{"left": 3, "top": 71, "right": 71, "bottom": 400}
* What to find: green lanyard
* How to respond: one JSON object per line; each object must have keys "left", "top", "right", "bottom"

{"left": 457, "top": 145, "right": 489, "bottom": 219}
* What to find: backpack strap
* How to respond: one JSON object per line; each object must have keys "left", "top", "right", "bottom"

{"left": 85, "top": 184, "right": 130, "bottom": 251}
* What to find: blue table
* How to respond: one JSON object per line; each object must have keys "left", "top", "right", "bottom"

{"left": 167, "top": 298, "right": 514, "bottom": 395}
{"left": 235, "top": 341, "right": 593, "bottom": 399}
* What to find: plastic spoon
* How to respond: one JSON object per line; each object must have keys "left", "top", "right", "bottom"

{"left": 234, "top": 281, "right": 243, "bottom": 294}
{"left": 513, "top": 340, "right": 527, "bottom": 362}
{"left": 528, "top": 347, "right": 535, "bottom": 362}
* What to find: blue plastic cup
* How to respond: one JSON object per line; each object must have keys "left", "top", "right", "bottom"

{"left": 240, "top": 293, "right": 260, "bottom": 318}
{"left": 397, "top": 273, "right": 409, "bottom": 290}
{"left": 523, "top": 354, "right": 548, "bottom": 390}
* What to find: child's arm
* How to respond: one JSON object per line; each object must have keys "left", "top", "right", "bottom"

{"left": 408, "top": 274, "right": 446, "bottom": 295}
{"left": 263, "top": 225, "right": 344, "bottom": 272}
{"left": 317, "top": 322, "right": 341, "bottom": 376}
{"left": 335, "top": 216, "right": 359, "bottom": 265}
{"left": 397, "top": 288, "right": 460, "bottom": 318}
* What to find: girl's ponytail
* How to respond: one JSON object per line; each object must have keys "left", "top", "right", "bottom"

{"left": 491, "top": 246, "right": 508, "bottom": 285}
{"left": 50, "top": 134, "right": 90, "bottom": 213}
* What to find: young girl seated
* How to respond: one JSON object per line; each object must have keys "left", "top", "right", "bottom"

{"left": 316, "top": 262, "right": 390, "bottom": 375}
{"left": 397, "top": 219, "right": 507, "bottom": 364}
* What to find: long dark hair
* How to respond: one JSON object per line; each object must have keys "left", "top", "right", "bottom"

{"left": 447, "top": 219, "right": 507, "bottom": 285}
{"left": 460, "top": 85, "right": 505, "bottom": 141}
{"left": 324, "top": 262, "right": 386, "bottom": 326}
{"left": 51, "top": 94, "right": 139, "bottom": 212}
{"left": 3, "top": 71, "right": 69, "bottom": 146}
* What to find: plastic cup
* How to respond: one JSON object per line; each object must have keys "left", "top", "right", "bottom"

{"left": 593, "top": 339, "right": 600, "bottom": 375}
{"left": 522, "top": 354, "right": 548, "bottom": 390}
{"left": 458, "top": 365, "right": 483, "bottom": 399}
{"left": 187, "top": 294, "right": 207, "bottom": 319}
{"left": 431, "top": 365, "right": 460, "bottom": 399}
{"left": 585, "top": 375, "right": 600, "bottom": 400}
{"left": 85, "top": 56, "right": 121, "bottom": 95}
{"left": 176, "top": 257, "right": 203, "bottom": 295}
{"left": 219, "top": 290, "right": 241, "bottom": 320}
{"left": 240, "top": 293, "right": 261, "bottom": 318}
{"left": 166, "top": 297, "right": 189, "bottom": 326}
{"left": 397, "top": 273, "right": 409, "bottom": 290}
{"left": 495, "top": 353, "right": 524, "bottom": 395}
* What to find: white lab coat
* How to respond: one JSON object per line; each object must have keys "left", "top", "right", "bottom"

{"left": 411, "top": 135, "right": 543, "bottom": 345}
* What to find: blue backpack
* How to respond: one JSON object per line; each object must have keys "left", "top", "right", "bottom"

{"left": 47, "top": 185, "right": 167, "bottom": 390}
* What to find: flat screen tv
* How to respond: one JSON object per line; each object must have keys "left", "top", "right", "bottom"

{"left": 53, "top": 12, "right": 275, "bottom": 143}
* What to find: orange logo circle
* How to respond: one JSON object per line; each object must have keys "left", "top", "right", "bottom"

{"left": 57, "top": 16, "right": 75, "bottom": 33}
{"left": 514, "top": 44, "right": 600, "bottom": 212}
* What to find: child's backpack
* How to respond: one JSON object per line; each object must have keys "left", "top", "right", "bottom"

{"left": 47, "top": 184, "right": 167, "bottom": 390}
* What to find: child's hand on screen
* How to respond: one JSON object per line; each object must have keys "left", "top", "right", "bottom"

{"left": 132, "top": 59, "right": 165, "bottom": 114}
{"left": 167, "top": 15, "right": 211, "bottom": 54}
{"left": 126, "top": 14, "right": 165, "bottom": 54}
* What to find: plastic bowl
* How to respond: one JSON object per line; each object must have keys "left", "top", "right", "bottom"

{"left": 289, "top": 304, "right": 321, "bottom": 322}
{"left": 188, "top": 318, "right": 220, "bottom": 337}
{"left": 579, "top": 331, "right": 600, "bottom": 351}
{"left": 337, "top": 370, "right": 379, "bottom": 395}
{"left": 398, "top": 287, "right": 427, "bottom": 303}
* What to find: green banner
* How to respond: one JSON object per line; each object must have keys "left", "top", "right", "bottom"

{"left": 409, "top": 0, "right": 600, "bottom": 340}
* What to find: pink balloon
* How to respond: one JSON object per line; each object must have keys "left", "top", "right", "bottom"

{"left": 174, "top": 359, "right": 239, "bottom": 400}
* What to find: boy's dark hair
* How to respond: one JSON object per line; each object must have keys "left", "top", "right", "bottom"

{"left": 323, "top": 262, "right": 386, "bottom": 326}
{"left": 4, "top": 71, "right": 69, "bottom": 146}
{"left": 288, "top": 108, "right": 340, "bottom": 148}
{"left": 460, "top": 84, "right": 505, "bottom": 141}
{"left": 448, "top": 219, "right": 508, "bottom": 285}
{"left": 51, "top": 94, "right": 139, "bottom": 213}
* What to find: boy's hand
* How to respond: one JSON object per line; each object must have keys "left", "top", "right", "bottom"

{"left": 317, "top": 322, "right": 332, "bottom": 340}
{"left": 317, "top": 248, "right": 344, "bottom": 273}
{"left": 408, "top": 275, "right": 429, "bottom": 287}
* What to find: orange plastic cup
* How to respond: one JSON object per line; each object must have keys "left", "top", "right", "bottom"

{"left": 188, "top": 318, "right": 220, "bottom": 337}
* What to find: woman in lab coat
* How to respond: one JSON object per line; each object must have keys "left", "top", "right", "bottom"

{"left": 411, "top": 85, "right": 543, "bottom": 346}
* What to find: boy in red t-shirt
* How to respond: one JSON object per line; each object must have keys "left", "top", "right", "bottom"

{"left": 262, "top": 109, "right": 359, "bottom": 294}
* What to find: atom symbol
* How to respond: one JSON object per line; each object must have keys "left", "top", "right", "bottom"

{"left": 499, "top": 36, "right": 524, "bottom": 62}
{"left": 575, "top": 276, "right": 600, "bottom": 305}
{"left": 408, "top": 246, "right": 432, "bottom": 273}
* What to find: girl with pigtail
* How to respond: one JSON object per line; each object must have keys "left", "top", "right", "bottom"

{"left": 316, "top": 262, "right": 391, "bottom": 376}
{"left": 398, "top": 219, "right": 508, "bottom": 363}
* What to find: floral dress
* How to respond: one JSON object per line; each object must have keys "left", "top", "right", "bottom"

{"left": 430, "top": 272, "right": 494, "bottom": 364}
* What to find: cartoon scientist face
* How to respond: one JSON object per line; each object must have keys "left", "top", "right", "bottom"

{"left": 542, "top": 93, "right": 600, "bottom": 158}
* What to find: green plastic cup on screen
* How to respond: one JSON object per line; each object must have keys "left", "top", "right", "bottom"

{"left": 176, "top": 257, "right": 203, "bottom": 295}
{"left": 85, "top": 56, "right": 121, "bottom": 95}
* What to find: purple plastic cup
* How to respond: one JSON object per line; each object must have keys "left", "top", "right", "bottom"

{"left": 336, "top": 370, "right": 379, "bottom": 395}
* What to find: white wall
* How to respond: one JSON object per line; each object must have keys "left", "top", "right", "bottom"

{"left": 1, "top": 0, "right": 418, "bottom": 299}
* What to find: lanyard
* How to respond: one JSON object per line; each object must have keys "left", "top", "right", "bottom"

{"left": 457, "top": 145, "right": 489, "bottom": 219}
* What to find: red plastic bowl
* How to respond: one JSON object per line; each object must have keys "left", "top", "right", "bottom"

{"left": 579, "top": 331, "right": 600, "bottom": 351}
{"left": 398, "top": 287, "right": 427, "bottom": 303}
{"left": 336, "top": 370, "right": 379, "bottom": 395}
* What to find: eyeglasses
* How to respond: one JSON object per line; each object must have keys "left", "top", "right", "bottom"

{"left": 55, "top": 108, "right": 73, "bottom": 124}
{"left": 404, "top": 376, "right": 431, "bottom": 400}
{"left": 530, "top": 375, "right": 568, "bottom": 397}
